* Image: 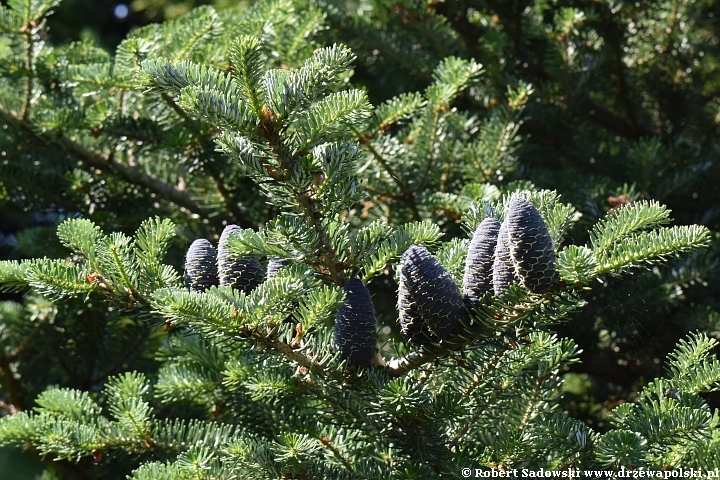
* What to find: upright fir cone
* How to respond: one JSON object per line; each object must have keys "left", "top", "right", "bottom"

{"left": 266, "top": 258, "right": 291, "bottom": 279}
{"left": 505, "top": 197, "right": 557, "bottom": 293}
{"left": 334, "top": 278, "right": 377, "bottom": 366}
{"left": 463, "top": 217, "right": 501, "bottom": 306}
{"left": 217, "top": 225, "right": 264, "bottom": 294}
{"left": 492, "top": 221, "right": 515, "bottom": 297}
{"left": 184, "top": 239, "right": 219, "bottom": 292}
{"left": 398, "top": 262, "right": 434, "bottom": 346}
{"left": 399, "top": 244, "right": 468, "bottom": 344}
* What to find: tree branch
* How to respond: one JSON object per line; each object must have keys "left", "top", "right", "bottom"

{"left": 20, "top": 23, "right": 35, "bottom": 120}
{"left": 0, "top": 106, "right": 234, "bottom": 230}
{"left": 161, "top": 93, "right": 256, "bottom": 229}
{"left": 206, "top": 163, "right": 256, "bottom": 229}
{"left": 385, "top": 293, "right": 556, "bottom": 377}
{"left": 355, "top": 129, "right": 421, "bottom": 221}
{"left": 257, "top": 334, "right": 345, "bottom": 383}
{"left": 580, "top": 96, "right": 660, "bottom": 139}
{"left": 7, "top": 316, "right": 48, "bottom": 361}
{"left": 259, "top": 118, "right": 348, "bottom": 286}
{"left": 0, "top": 346, "right": 25, "bottom": 412}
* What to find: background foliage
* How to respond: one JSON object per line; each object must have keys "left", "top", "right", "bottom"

{"left": 1, "top": 0, "right": 720, "bottom": 478}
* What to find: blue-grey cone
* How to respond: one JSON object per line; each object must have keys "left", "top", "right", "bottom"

{"left": 334, "top": 278, "right": 377, "bottom": 366}
{"left": 218, "top": 224, "right": 264, "bottom": 294}
{"left": 463, "top": 217, "right": 501, "bottom": 306}
{"left": 400, "top": 245, "right": 468, "bottom": 342}
{"left": 506, "top": 197, "right": 557, "bottom": 293}
{"left": 267, "top": 258, "right": 291, "bottom": 279}
{"left": 493, "top": 221, "right": 515, "bottom": 297}
{"left": 184, "top": 239, "right": 219, "bottom": 292}
{"left": 398, "top": 264, "right": 436, "bottom": 345}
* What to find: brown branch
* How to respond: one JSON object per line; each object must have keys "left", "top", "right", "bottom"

{"left": 258, "top": 334, "right": 344, "bottom": 382}
{"left": 356, "top": 130, "right": 422, "bottom": 221}
{"left": 0, "top": 347, "right": 25, "bottom": 412}
{"left": 0, "top": 400, "right": 16, "bottom": 414}
{"left": 55, "top": 134, "right": 226, "bottom": 226}
{"left": 259, "top": 118, "right": 348, "bottom": 286}
{"left": 20, "top": 23, "right": 34, "bottom": 120}
{"left": 319, "top": 436, "right": 356, "bottom": 473}
{"left": 385, "top": 344, "right": 446, "bottom": 376}
{"left": 7, "top": 316, "right": 48, "bottom": 361}
{"left": 0, "top": 106, "right": 233, "bottom": 230}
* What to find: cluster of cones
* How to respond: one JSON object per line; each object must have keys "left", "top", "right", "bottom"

{"left": 183, "top": 225, "right": 288, "bottom": 294}
{"left": 399, "top": 196, "right": 557, "bottom": 346}
{"left": 335, "top": 196, "right": 557, "bottom": 365}
{"left": 185, "top": 197, "right": 556, "bottom": 367}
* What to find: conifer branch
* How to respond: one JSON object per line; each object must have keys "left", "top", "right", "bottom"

{"left": 451, "top": 377, "right": 509, "bottom": 448}
{"left": 0, "top": 346, "right": 25, "bottom": 412}
{"left": 7, "top": 316, "right": 48, "bottom": 362}
{"left": 519, "top": 370, "right": 548, "bottom": 431}
{"left": 0, "top": 106, "right": 232, "bottom": 229}
{"left": 259, "top": 119, "right": 348, "bottom": 285}
{"left": 583, "top": 96, "right": 661, "bottom": 139}
{"left": 327, "top": 17, "right": 433, "bottom": 83}
{"left": 318, "top": 436, "right": 355, "bottom": 473}
{"left": 160, "top": 93, "right": 255, "bottom": 229}
{"left": 207, "top": 168, "right": 255, "bottom": 229}
{"left": 386, "top": 288, "right": 579, "bottom": 377}
{"left": 161, "top": 92, "right": 197, "bottom": 125}
{"left": 1, "top": 2, "right": 718, "bottom": 474}
{"left": 255, "top": 333, "right": 343, "bottom": 382}
{"left": 415, "top": 108, "right": 442, "bottom": 193}
{"left": 20, "top": 23, "right": 34, "bottom": 120}
{"left": 461, "top": 348, "right": 506, "bottom": 398}
{"left": 0, "top": 165, "right": 76, "bottom": 212}
{"left": 355, "top": 128, "right": 421, "bottom": 221}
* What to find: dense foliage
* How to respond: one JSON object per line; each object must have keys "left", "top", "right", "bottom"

{"left": 1, "top": 0, "right": 720, "bottom": 478}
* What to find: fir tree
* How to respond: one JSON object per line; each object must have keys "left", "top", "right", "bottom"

{"left": 0, "top": 1, "right": 719, "bottom": 479}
